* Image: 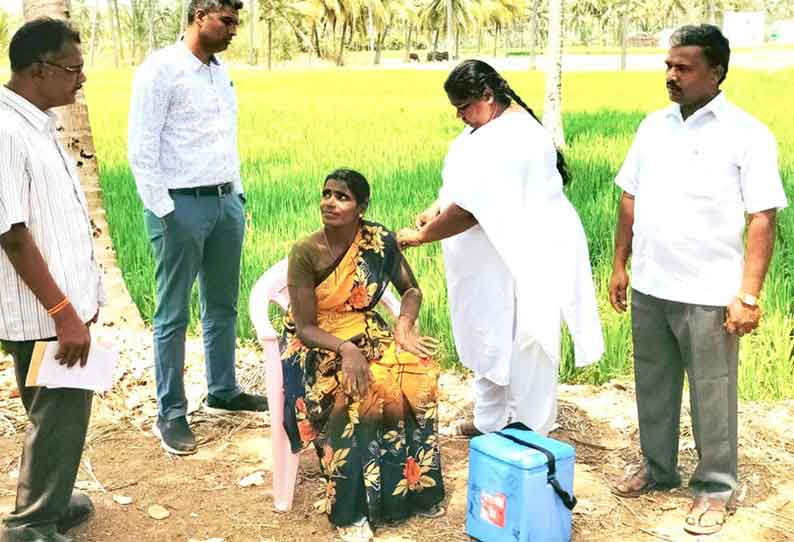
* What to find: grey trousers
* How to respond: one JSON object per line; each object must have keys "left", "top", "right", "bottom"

{"left": 0, "top": 340, "right": 93, "bottom": 535}
{"left": 631, "top": 290, "right": 738, "bottom": 500}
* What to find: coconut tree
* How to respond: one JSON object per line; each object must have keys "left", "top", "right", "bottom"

{"left": 542, "top": 0, "right": 565, "bottom": 148}
{"left": 395, "top": 0, "right": 420, "bottom": 62}
{"left": 22, "top": 0, "right": 142, "bottom": 326}
{"left": 421, "top": 0, "right": 471, "bottom": 58}
{"left": 604, "top": 0, "right": 646, "bottom": 70}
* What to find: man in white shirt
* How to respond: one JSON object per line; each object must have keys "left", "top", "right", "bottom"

{"left": 0, "top": 19, "right": 103, "bottom": 542}
{"left": 609, "top": 25, "right": 787, "bottom": 536}
{"left": 128, "top": 0, "right": 266, "bottom": 456}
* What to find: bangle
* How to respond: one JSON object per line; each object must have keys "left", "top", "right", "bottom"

{"left": 47, "top": 297, "right": 70, "bottom": 316}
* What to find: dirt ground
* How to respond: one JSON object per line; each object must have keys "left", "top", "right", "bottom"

{"left": 1, "top": 328, "right": 793, "bottom": 542}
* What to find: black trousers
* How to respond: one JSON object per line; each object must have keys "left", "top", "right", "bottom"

{"left": 1, "top": 340, "right": 93, "bottom": 532}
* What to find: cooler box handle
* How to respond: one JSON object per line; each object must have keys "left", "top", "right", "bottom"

{"left": 495, "top": 422, "right": 578, "bottom": 511}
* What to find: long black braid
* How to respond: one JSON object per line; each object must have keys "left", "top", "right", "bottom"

{"left": 444, "top": 59, "right": 571, "bottom": 185}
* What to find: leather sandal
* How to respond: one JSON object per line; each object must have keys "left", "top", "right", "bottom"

{"left": 611, "top": 463, "right": 658, "bottom": 498}
{"left": 683, "top": 495, "right": 737, "bottom": 536}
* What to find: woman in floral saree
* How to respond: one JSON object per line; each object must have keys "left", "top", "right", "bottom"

{"left": 280, "top": 169, "right": 445, "bottom": 541}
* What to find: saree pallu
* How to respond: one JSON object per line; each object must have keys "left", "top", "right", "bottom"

{"left": 280, "top": 222, "right": 444, "bottom": 527}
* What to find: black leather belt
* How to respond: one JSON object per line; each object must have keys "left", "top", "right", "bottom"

{"left": 169, "top": 183, "right": 233, "bottom": 197}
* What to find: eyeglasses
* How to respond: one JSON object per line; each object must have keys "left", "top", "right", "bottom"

{"left": 36, "top": 60, "right": 84, "bottom": 75}
{"left": 453, "top": 100, "right": 476, "bottom": 114}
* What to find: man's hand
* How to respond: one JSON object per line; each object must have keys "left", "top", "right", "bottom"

{"left": 415, "top": 203, "right": 440, "bottom": 229}
{"left": 725, "top": 298, "right": 762, "bottom": 337}
{"left": 609, "top": 266, "right": 630, "bottom": 313}
{"left": 394, "top": 316, "right": 439, "bottom": 358}
{"left": 53, "top": 304, "right": 91, "bottom": 367}
{"left": 397, "top": 228, "right": 424, "bottom": 249}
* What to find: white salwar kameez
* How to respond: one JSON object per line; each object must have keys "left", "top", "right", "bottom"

{"left": 439, "top": 110, "right": 604, "bottom": 435}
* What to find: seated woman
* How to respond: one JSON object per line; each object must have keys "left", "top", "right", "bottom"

{"left": 280, "top": 168, "right": 445, "bottom": 542}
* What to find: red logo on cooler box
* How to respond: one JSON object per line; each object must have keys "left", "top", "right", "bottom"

{"left": 480, "top": 491, "right": 506, "bottom": 528}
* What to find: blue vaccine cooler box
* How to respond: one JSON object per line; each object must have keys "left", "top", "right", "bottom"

{"left": 466, "top": 423, "right": 577, "bottom": 542}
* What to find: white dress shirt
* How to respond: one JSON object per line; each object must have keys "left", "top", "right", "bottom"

{"left": 0, "top": 86, "right": 104, "bottom": 341}
{"left": 128, "top": 41, "right": 242, "bottom": 218}
{"left": 616, "top": 93, "right": 788, "bottom": 306}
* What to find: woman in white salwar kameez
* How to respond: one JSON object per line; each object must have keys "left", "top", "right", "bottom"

{"left": 398, "top": 60, "right": 604, "bottom": 437}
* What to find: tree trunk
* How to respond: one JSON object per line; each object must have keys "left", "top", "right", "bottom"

{"left": 543, "top": 0, "right": 565, "bottom": 148}
{"left": 22, "top": 0, "right": 144, "bottom": 328}
{"left": 131, "top": 0, "right": 138, "bottom": 64}
{"left": 110, "top": 0, "right": 124, "bottom": 66}
{"left": 446, "top": 0, "right": 453, "bottom": 58}
{"left": 312, "top": 24, "right": 322, "bottom": 59}
{"left": 336, "top": 19, "right": 347, "bottom": 66}
{"left": 432, "top": 27, "right": 439, "bottom": 55}
{"left": 374, "top": 31, "right": 383, "bottom": 65}
{"left": 248, "top": 0, "right": 256, "bottom": 65}
{"left": 477, "top": 26, "right": 482, "bottom": 53}
{"left": 455, "top": 27, "right": 459, "bottom": 60}
{"left": 528, "top": 2, "right": 538, "bottom": 70}
{"left": 493, "top": 24, "right": 498, "bottom": 58}
{"left": 367, "top": 1, "right": 374, "bottom": 52}
{"left": 89, "top": 0, "right": 99, "bottom": 66}
{"left": 181, "top": 0, "right": 188, "bottom": 32}
{"left": 404, "top": 22, "right": 413, "bottom": 62}
{"left": 147, "top": 0, "right": 156, "bottom": 54}
{"left": 267, "top": 18, "right": 273, "bottom": 70}
{"left": 619, "top": 10, "right": 628, "bottom": 71}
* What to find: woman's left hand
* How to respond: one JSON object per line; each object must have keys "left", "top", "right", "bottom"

{"left": 397, "top": 228, "right": 424, "bottom": 249}
{"left": 394, "top": 317, "right": 439, "bottom": 358}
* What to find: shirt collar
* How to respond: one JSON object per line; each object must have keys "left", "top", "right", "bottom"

{"left": 666, "top": 91, "right": 727, "bottom": 123}
{"left": 0, "top": 85, "right": 58, "bottom": 134}
{"left": 178, "top": 39, "right": 220, "bottom": 71}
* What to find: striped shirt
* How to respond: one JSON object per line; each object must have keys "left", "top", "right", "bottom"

{"left": 0, "top": 86, "right": 104, "bottom": 341}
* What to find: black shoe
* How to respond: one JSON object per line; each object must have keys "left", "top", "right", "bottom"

{"left": 56, "top": 492, "right": 94, "bottom": 534}
{"left": 151, "top": 416, "right": 196, "bottom": 455}
{"left": 205, "top": 392, "right": 268, "bottom": 414}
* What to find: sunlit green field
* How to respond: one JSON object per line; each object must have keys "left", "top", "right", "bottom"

{"left": 86, "top": 67, "right": 794, "bottom": 400}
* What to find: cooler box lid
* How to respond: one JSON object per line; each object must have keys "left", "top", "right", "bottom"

{"left": 469, "top": 427, "right": 575, "bottom": 471}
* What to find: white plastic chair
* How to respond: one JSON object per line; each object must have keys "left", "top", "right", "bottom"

{"left": 249, "top": 257, "right": 401, "bottom": 511}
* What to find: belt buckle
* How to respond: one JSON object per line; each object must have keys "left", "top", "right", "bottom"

{"left": 217, "top": 184, "right": 225, "bottom": 197}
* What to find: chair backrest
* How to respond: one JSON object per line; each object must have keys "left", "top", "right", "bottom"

{"left": 249, "top": 257, "right": 402, "bottom": 342}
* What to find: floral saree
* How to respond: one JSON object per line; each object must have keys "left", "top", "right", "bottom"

{"left": 280, "top": 222, "right": 444, "bottom": 527}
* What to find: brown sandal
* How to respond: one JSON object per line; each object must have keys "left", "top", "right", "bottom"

{"left": 611, "top": 464, "right": 658, "bottom": 498}
{"left": 451, "top": 420, "right": 483, "bottom": 438}
{"left": 683, "top": 495, "right": 736, "bottom": 536}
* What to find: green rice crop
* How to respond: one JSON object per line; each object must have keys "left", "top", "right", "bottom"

{"left": 88, "top": 67, "right": 793, "bottom": 400}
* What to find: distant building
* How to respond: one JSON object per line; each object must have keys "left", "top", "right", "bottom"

{"left": 723, "top": 11, "right": 766, "bottom": 47}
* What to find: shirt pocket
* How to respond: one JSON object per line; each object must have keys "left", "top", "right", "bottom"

{"left": 684, "top": 142, "right": 742, "bottom": 203}
{"left": 170, "top": 76, "right": 220, "bottom": 119}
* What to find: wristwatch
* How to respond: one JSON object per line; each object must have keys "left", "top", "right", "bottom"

{"left": 738, "top": 292, "right": 758, "bottom": 307}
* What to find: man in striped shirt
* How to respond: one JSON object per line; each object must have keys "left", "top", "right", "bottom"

{"left": 0, "top": 19, "right": 102, "bottom": 542}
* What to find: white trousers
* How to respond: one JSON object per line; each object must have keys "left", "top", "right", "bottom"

{"left": 472, "top": 342, "right": 559, "bottom": 436}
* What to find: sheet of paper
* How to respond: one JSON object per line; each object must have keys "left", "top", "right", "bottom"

{"left": 25, "top": 340, "right": 119, "bottom": 392}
